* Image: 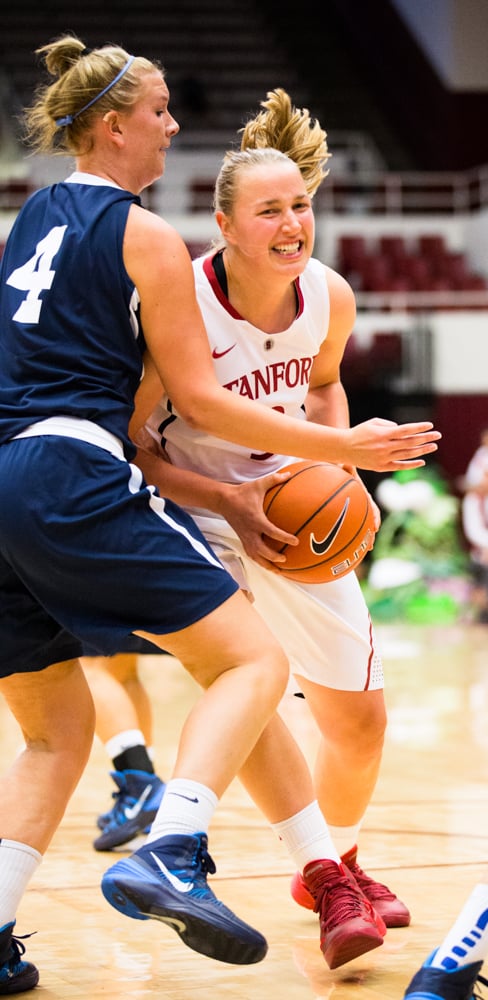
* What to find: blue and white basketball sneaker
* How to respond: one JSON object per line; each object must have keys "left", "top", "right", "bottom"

{"left": 94, "top": 770, "right": 165, "bottom": 851}
{"left": 0, "top": 921, "right": 39, "bottom": 995}
{"left": 403, "top": 950, "right": 488, "bottom": 999}
{"left": 101, "top": 832, "right": 268, "bottom": 965}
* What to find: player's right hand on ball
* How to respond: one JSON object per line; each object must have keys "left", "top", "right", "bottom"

{"left": 218, "top": 472, "right": 298, "bottom": 570}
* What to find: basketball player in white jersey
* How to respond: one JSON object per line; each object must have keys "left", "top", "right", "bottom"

{"left": 141, "top": 85, "right": 412, "bottom": 925}
{"left": 84, "top": 89, "right": 437, "bottom": 967}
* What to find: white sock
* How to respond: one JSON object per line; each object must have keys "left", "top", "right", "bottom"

{"left": 328, "top": 823, "right": 362, "bottom": 859}
{"left": 272, "top": 802, "right": 341, "bottom": 871}
{"left": 0, "top": 840, "right": 42, "bottom": 928}
{"left": 432, "top": 883, "right": 488, "bottom": 970}
{"left": 104, "top": 729, "right": 145, "bottom": 760}
{"left": 145, "top": 779, "right": 218, "bottom": 842}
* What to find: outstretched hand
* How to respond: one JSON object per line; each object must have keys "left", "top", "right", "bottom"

{"left": 346, "top": 418, "right": 441, "bottom": 472}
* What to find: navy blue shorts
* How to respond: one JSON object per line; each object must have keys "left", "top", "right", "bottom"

{"left": 0, "top": 435, "right": 238, "bottom": 677}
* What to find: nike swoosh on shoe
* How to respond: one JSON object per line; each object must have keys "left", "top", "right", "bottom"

{"left": 124, "top": 785, "right": 153, "bottom": 820}
{"left": 149, "top": 852, "right": 194, "bottom": 893}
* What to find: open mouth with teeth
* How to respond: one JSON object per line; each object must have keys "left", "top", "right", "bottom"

{"left": 274, "top": 241, "right": 302, "bottom": 255}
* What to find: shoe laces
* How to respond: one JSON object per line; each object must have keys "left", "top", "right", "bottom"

{"left": 192, "top": 835, "right": 217, "bottom": 879}
{"left": 475, "top": 971, "right": 488, "bottom": 1000}
{"left": 172, "top": 835, "right": 218, "bottom": 903}
{"left": 106, "top": 774, "right": 125, "bottom": 811}
{"left": 348, "top": 859, "right": 396, "bottom": 902}
{"left": 306, "top": 862, "right": 376, "bottom": 928}
{"left": 4, "top": 931, "right": 36, "bottom": 972}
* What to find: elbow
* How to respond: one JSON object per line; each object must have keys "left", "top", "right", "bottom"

{"left": 176, "top": 398, "right": 215, "bottom": 433}
{"left": 172, "top": 380, "right": 228, "bottom": 434}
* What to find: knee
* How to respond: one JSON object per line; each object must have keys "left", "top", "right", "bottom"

{"left": 38, "top": 693, "right": 96, "bottom": 766}
{"left": 326, "top": 702, "right": 387, "bottom": 760}
{"left": 349, "top": 710, "right": 387, "bottom": 759}
{"left": 258, "top": 644, "right": 290, "bottom": 704}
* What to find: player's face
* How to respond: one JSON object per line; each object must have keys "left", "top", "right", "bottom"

{"left": 222, "top": 162, "right": 315, "bottom": 273}
{"left": 120, "top": 72, "right": 179, "bottom": 189}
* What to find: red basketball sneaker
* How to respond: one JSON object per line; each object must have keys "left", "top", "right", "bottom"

{"left": 302, "top": 859, "right": 385, "bottom": 968}
{"left": 291, "top": 846, "right": 411, "bottom": 929}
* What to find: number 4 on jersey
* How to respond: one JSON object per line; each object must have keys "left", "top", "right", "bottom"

{"left": 6, "top": 225, "right": 67, "bottom": 323}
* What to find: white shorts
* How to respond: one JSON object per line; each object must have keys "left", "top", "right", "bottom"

{"left": 195, "top": 514, "right": 384, "bottom": 693}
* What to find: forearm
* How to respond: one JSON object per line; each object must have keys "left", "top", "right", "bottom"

{"left": 179, "top": 382, "right": 351, "bottom": 464}
{"left": 135, "top": 444, "right": 230, "bottom": 513}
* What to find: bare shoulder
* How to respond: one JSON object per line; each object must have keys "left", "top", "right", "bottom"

{"left": 123, "top": 204, "right": 192, "bottom": 283}
{"left": 323, "top": 263, "right": 355, "bottom": 299}
{"left": 323, "top": 263, "right": 356, "bottom": 330}
{"left": 125, "top": 203, "right": 187, "bottom": 250}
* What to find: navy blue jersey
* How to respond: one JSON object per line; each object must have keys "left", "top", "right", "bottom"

{"left": 0, "top": 175, "right": 144, "bottom": 458}
{"left": 0, "top": 173, "right": 239, "bottom": 677}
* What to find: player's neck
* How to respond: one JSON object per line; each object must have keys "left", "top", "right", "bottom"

{"left": 222, "top": 250, "right": 298, "bottom": 334}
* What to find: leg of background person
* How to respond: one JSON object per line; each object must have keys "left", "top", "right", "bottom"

{"left": 290, "top": 680, "right": 410, "bottom": 928}
{"left": 107, "top": 653, "right": 154, "bottom": 746}
{"left": 81, "top": 654, "right": 166, "bottom": 851}
{"left": 82, "top": 654, "right": 153, "bottom": 748}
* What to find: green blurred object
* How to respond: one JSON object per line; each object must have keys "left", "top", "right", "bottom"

{"left": 404, "top": 590, "right": 459, "bottom": 624}
{"left": 364, "top": 467, "right": 471, "bottom": 623}
{"left": 363, "top": 579, "right": 463, "bottom": 624}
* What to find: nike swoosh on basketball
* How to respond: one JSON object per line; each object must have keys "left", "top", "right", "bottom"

{"left": 310, "top": 500, "right": 349, "bottom": 555}
{"left": 212, "top": 344, "right": 236, "bottom": 358}
{"left": 124, "top": 784, "right": 153, "bottom": 820}
{"left": 149, "top": 852, "right": 193, "bottom": 893}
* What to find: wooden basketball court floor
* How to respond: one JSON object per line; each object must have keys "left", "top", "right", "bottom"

{"left": 1, "top": 621, "right": 487, "bottom": 999}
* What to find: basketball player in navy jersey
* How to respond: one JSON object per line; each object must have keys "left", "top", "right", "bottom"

{"left": 0, "top": 36, "right": 442, "bottom": 991}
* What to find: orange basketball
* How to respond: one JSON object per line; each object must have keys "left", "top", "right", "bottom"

{"left": 263, "top": 461, "right": 376, "bottom": 583}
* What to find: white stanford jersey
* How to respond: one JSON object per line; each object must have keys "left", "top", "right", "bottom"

{"left": 146, "top": 252, "right": 330, "bottom": 493}
{"left": 145, "top": 250, "right": 383, "bottom": 693}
